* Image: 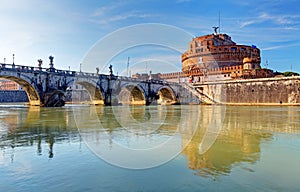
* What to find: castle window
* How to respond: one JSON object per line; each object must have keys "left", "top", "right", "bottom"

{"left": 241, "top": 47, "right": 245, "bottom": 51}
{"left": 231, "top": 47, "right": 237, "bottom": 51}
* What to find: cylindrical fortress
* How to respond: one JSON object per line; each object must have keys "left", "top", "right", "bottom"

{"left": 181, "top": 33, "right": 261, "bottom": 78}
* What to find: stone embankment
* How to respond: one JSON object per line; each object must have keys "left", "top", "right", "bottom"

{"left": 194, "top": 76, "right": 300, "bottom": 105}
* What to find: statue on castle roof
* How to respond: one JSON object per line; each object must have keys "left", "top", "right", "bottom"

{"left": 213, "top": 26, "right": 219, "bottom": 35}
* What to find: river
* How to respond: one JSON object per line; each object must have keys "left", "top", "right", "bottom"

{"left": 0, "top": 104, "right": 299, "bottom": 191}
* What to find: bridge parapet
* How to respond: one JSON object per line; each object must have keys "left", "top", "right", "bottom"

{"left": 75, "top": 72, "right": 100, "bottom": 77}
{"left": 0, "top": 63, "right": 76, "bottom": 76}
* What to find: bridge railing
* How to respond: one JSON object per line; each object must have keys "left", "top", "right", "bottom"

{"left": 0, "top": 63, "right": 181, "bottom": 86}
{"left": 116, "top": 76, "right": 181, "bottom": 86}
{"left": 0, "top": 63, "right": 77, "bottom": 76}
{"left": 75, "top": 72, "right": 99, "bottom": 77}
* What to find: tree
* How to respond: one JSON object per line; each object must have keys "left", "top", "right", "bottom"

{"left": 283, "top": 71, "right": 299, "bottom": 77}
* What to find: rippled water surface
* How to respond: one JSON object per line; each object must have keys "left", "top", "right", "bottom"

{"left": 0, "top": 104, "right": 300, "bottom": 192}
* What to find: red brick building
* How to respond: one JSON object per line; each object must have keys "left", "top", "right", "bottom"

{"left": 0, "top": 79, "right": 21, "bottom": 90}
{"left": 160, "top": 31, "right": 274, "bottom": 82}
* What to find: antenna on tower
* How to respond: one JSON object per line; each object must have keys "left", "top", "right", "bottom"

{"left": 265, "top": 59, "right": 268, "bottom": 69}
{"left": 218, "top": 10, "right": 221, "bottom": 34}
{"left": 127, "top": 57, "right": 130, "bottom": 77}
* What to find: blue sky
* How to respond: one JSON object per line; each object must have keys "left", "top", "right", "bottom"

{"left": 0, "top": 0, "right": 299, "bottom": 74}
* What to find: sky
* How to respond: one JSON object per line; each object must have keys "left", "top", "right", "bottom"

{"left": 0, "top": 0, "right": 299, "bottom": 74}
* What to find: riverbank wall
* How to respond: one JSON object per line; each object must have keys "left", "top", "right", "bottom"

{"left": 0, "top": 90, "right": 28, "bottom": 102}
{"left": 195, "top": 76, "right": 300, "bottom": 105}
{"left": 0, "top": 90, "right": 90, "bottom": 103}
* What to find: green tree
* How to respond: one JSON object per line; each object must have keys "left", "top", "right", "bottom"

{"left": 283, "top": 71, "right": 299, "bottom": 76}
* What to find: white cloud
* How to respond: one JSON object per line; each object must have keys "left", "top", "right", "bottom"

{"left": 91, "top": 11, "right": 154, "bottom": 25}
{"left": 89, "top": 2, "right": 157, "bottom": 26}
{"left": 91, "top": 3, "right": 123, "bottom": 17}
{"left": 239, "top": 12, "right": 300, "bottom": 28}
{"left": 259, "top": 13, "right": 294, "bottom": 25}
{"left": 239, "top": 20, "right": 257, "bottom": 28}
{"left": 176, "top": 0, "right": 193, "bottom": 3}
{"left": 283, "top": 27, "right": 299, "bottom": 30}
{"left": 262, "top": 43, "right": 300, "bottom": 51}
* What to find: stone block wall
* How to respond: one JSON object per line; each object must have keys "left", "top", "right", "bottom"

{"left": 197, "top": 76, "right": 300, "bottom": 105}
{"left": 0, "top": 90, "right": 28, "bottom": 102}
{"left": 0, "top": 90, "right": 91, "bottom": 103}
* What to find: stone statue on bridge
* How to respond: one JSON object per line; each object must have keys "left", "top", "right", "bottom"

{"left": 49, "top": 56, "right": 54, "bottom": 68}
{"left": 48, "top": 56, "right": 55, "bottom": 72}
{"left": 109, "top": 64, "right": 113, "bottom": 76}
{"left": 38, "top": 59, "right": 43, "bottom": 69}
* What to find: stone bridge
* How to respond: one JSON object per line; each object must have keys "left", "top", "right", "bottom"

{"left": 0, "top": 58, "right": 195, "bottom": 107}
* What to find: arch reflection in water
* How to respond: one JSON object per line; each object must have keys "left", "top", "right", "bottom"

{"left": 1, "top": 105, "right": 299, "bottom": 178}
{"left": 74, "top": 105, "right": 203, "bottom": 169}
{"left": 0, "top": 106, "right": 78, "bottom": 159}
{"left": 74, "top": 104, "right": 227, "bottom": 169}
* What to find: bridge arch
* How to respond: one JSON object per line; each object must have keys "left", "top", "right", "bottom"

{"left": 0, "top": 76, "right": 41, "bottom": 106}
{"left": 75, "top": 81, "right": 104, "bottom": 105}
{"left": 157, "top": 86, "right": 177, "bottom": 105}
{"left": 44, "top": 90, "right": 66, "bottom": 107}
{"left": 118, "top": 84, "right": 146, "bottom": 105}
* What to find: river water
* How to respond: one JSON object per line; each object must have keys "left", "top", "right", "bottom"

{"left": 0, "top": 104, "right": 299, "bottom": 191}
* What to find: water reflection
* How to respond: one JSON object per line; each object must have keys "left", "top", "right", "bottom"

{"left": 182, "top": 106, "right": 300, "bottom": 178}
{"left": 0, "top": 105, "right": 299, "bottom": 175}
{"left": 74, "top": 105, "right": 200, "bottom": 169}
{"left": 0, "top": 106, "right": 78, "bottom": 159}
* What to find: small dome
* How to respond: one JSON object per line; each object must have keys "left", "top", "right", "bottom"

{"left": 243, "top": 57, "right": 252, "bottom": 64}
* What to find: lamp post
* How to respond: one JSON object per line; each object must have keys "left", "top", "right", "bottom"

{"left": 12, "top": 54, "right": 15, "bottom": 68}
{"left": 48, "top": 55, "right": 55, "bottom": 72}
{"left": 49, "top": 56, "right": 54, "bottom": 68}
